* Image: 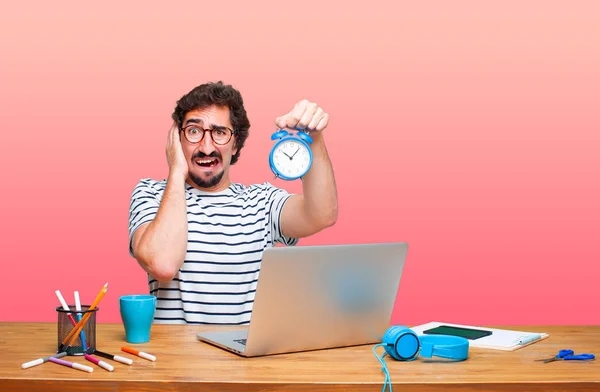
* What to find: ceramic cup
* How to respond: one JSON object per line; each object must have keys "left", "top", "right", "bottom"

{"left": 119, "top": 295, "right": 156, "bottom": 344}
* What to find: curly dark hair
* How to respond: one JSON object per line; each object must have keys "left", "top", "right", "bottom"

{"left": 171, "top": 81, "right": 250, "bottom": 165}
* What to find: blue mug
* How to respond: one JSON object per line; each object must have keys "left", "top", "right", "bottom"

{"left": 119, "top": 295, "right": 156, "bottom": 344}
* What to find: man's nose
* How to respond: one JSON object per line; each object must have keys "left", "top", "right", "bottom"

{"left": 198, "top": 131, "right": 216, "bottom": 154}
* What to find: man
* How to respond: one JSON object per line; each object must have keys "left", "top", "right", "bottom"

{"left": 128, "top": 81, "right": 338, "bottom": 324}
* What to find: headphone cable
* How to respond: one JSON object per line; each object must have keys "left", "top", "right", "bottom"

{"left": 372, "top": 344, "right": 393, "bottom": 392}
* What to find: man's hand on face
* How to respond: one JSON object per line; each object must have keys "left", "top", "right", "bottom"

{"left": 166, "top": 121, "right": 189, "bottom": 181}
{"left": 275, "top": 99, "right": 330, "bottom": 133}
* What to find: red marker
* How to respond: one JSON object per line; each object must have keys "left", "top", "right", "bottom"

{"left": 55, "top": 290, "right": 79, "bottom": 327}
{"left": 84, "top": 354, "right": 114, "bottom": 372}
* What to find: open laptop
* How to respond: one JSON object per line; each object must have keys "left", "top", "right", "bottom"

{"left": 196, "top": 242, "right": 408, "bottom": 357}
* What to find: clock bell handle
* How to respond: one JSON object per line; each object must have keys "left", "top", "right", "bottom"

{"left": 271, "top": 130, "right": 290, "bottom": 140}
{"left": 297, "top": 131, "right": 313, "bottom": 145}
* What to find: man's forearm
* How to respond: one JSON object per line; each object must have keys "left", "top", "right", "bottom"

{"left": 135, "top": 175, "right": 188, "bottom": 282}
{"left": 301, "top": 133, "right": 338, "bottom": 227}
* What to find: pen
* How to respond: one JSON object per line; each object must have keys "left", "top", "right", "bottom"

{"left": 21, "top": 352, "right": 67, "bottom": 369}
{"left": 122, "top": 346, "right": 156, "bottom": 361}
{"left": 48, "top": 356, "right": 94, "bottom": 373}
{"left": 93, "top": 350, "right": 133, "bottom": 365}
{"left": 84, "top": 354, "right": 114, "bottom": 372}
{"left": 516, "top": 334, "right": 542, "bottom": 345}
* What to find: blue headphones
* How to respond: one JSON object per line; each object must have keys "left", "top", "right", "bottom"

{"left": 382, "top": 325, "right": 469, "bottom": 361}
{"left": 374, "top": 326, "right": 469, "bottom": 391}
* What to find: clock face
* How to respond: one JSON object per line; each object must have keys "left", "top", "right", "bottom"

{"left": 271, "top": 139, "right": 312, "bottom": 179}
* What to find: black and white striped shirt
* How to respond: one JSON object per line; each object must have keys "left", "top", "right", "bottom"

{"left": 128, "top": 178, "right": 298, "bottom": 325}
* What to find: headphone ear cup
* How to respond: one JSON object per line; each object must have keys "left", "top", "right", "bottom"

{"left": 383, "top": 326, "right": 402, "bottom": 352}
{"left": 383, "top": 326, "right": 420, "bottom": 361}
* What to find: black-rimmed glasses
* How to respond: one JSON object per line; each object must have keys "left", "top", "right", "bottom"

{"left": 180, "top": 124, "right": 236, "bottom": 145}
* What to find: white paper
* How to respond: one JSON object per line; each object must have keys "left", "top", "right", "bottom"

{"left": 411, "top": 321, "right": 549, "bottom": 351}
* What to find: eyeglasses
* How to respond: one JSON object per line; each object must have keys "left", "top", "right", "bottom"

{"left": 180, "top": 124, "right": 236, "bottom": 145}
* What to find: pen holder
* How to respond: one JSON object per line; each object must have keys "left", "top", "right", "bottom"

{"left": 56, "top": 305, "right": 98, "bottom": 355}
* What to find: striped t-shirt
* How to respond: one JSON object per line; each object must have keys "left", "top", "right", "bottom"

{"left": 128, "top": 178, "right": 299, "bottom": 325}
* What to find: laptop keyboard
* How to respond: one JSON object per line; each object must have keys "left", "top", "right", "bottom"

{"left": 234, "top": 339, "right": 247, "bottom": 346}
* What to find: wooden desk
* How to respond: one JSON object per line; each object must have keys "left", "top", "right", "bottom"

{"left": 0, "top": 323, "right": 598, "bottom": 391}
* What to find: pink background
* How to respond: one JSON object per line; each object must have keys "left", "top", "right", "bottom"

{"left": 1, "top": 2, "right": 598, "bottom": 326}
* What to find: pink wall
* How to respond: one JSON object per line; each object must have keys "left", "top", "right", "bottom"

{"left": 1, "top": 2, "right": 598, "bottom": 326}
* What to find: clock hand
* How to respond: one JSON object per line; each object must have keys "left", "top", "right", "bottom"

{"left": 281, "top": 151, "right": 292, "bottom": 159}
{"left": 290, "top": 147, "right": 300, "bottom": 159}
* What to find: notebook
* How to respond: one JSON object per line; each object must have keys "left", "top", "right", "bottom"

{"left": 411, "top": 321, "right": 549, "bottom": 351}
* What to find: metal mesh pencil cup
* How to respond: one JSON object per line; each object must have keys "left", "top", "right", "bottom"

{"left": 56, "top": 305, "right": 98, "bottom": 355}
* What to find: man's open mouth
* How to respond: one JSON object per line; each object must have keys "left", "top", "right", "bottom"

{"left": 195, "top": 158, "right": 220, "bottom": 168}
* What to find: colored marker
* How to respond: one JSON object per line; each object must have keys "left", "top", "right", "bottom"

{"left": 121, "top": 346, "right": 156, "bottom": 361}
{"left": 55, "top": 290, "right": 79, "bottom": 328}
{"left": 74, "top": 291, "right": 89, "bottom": 351}
{"left": 84, "top": 354, "right": 114, "bottom": 372}
{"left": 48, "top": 356, "right": 94, "bottom": 373}
{"left": 22, "top": 352, "right": 67, "bottom": 369}
{"left": 93, "top": 350, "right": 133, "bottom": 365}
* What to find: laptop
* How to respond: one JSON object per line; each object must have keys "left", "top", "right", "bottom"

{"left": 196, "top": 242, "right": 408, "bottom": 357}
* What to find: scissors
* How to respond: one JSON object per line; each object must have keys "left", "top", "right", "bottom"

{"left": 537, "top": 349, "right": 595, "bottom": 363}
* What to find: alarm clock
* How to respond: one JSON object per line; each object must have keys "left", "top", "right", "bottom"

{"left": 269, "top": 129, "right": 313, "bottom": 180}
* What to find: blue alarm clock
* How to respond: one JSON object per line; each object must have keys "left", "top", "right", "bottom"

{"left": 269, "top": 129, "right": 313, "bottom": 180}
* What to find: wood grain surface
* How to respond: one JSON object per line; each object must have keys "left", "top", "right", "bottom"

{"left": 1, "top": 323, "right": 598, "bottom": 391}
